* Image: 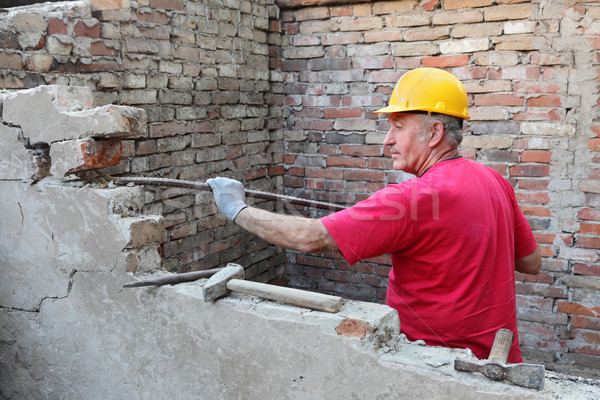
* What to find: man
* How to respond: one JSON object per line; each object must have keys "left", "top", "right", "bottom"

{"left": 207, "top": 67, "right": 541, "bottom": 363}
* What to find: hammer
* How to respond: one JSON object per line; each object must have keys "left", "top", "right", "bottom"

{"left": 202, "top": 263, "right": 343, "bottom": 313}
{"left": 454, "top": 328, "right": 545, "bottom": 390}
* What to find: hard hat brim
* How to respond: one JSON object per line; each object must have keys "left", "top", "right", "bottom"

{"left": 373, "top": 105, "right": 470, "bottom": 120}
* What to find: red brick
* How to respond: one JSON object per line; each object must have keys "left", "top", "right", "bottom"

{"left": 577, "top": 236, "right": 600, "bottom": 249}
{"left": 79, "top": 61, "right": 121, "bottom": 72}
{"left": 422, "top": 55, "right": 470, "bottom": 68}
{"left": 306, "top": 179, "right": 325, "bottom": 190}
{"left": 527, "top": 95, "right": 562, "bottom": 107}
{"left": 48, "top": 18, "right": 68, "bottom": 35}
{"left": 368, "top": 70, "right": 404, "bottom": 83}
{"left": 0, "top": 30, "right": 20, "bottom": 49}
{"left": 572, "top": 316, "right": 600, "bottom": 331}
{"left": 474, "top": 94, "right": 524, "bottom": 106}
{"left": 530, "top": 53, "right": 565, "bottom": 66}
{"left": 516, "top": 282, "right": 567, "bottom": 298}
{"left": 318, "top": 144, "right": 340, "bottom": 155}
{"left": 579, "top": 208, "right": 600, "bottom": 221}
{"left": 569, "top": 330, "right": 600, "bottom": 356}
{"left": 325, "top": 180, "right": 345, "bottom": 191}
{"left": 268, "top": 165, "right": 286, "bottom": 176}
{"left": 323, "top": 108, "right": 362, "bottom": 119}
{"left": 518, "top": 178, "right": 549, "bottom": 191}
{"left": 283, "top": 176, "right": 303, "bottom": 188}
{"left": 558, "top": 301, "right": 600, "bottom": 317}
{"left": 288, "top": 166, "right": 304, "bottom": 176}
{"left": 283, "top": 155, "right": 296, "bottom": 165}
{"left": 74, "top": 20, "right": 100, "bottom": 38}
{"left": 245, "top": 168, "right": 267, "bottom": 181}
{"left": 580, "top": 223, "right": 600, "bottom": 235}
{"left": 521, "top": 150, "right": 552, "bottom": 163}
{"left": 573, "top": 262, "right": 600, "bottom": 277}
{"left": 422, "top": 0, "right": 440, "bottom": 11}
{"left": 90, "top": 40, "right": 119, "bottom": 56}
{"left": 589, "top": 138, "right": 600, "bottom": 152}
{"left": 515, "top": 192, "right": 550, "bottom": 204}
{"left": 346, "top": 181, "right": 366, "bottom": 192}
{"left": 513, "top": 108, "right": 564, "bottom": 121}
{"left": 534, "top": 232, "right": 558, "bottom": 245}
{"left": 521, "top": 206, "right": 552, "bottom": 217}
{"left": 515, "top": 271, "right": 554, "bottom": 284}
{"left": 326, "top": 157, "right": 366, "bottom": 168}
{"left": 516, "top": 295, "right": 553, "bottom": 310}
{"left": 510, "top": 164, "right": 550, "bottom": 177}
{"left": 149, "top": 0, "right": 184, "bottom": 10}
{"left": 539, "top": 246, "right": 554, "bottom": 257}
{"left": 78, "top": 138, "right": 122, "bottom": 170}
{"left": 513, "top": 81, "right": 561, "bottom": 94}
{"left": 294, "top": 119, "right": 334, "bottom": 131}
{"left": 305, "top": 168, "right": 344, "bottom": 179}
{"left": 367, "top": 158, "right": 393, "bottom": 170}
{"left": 345, "top": 170, "right": 385, "bottom": 182}
{"left": 341, "top": 144, "right": 383, "bottom": 157}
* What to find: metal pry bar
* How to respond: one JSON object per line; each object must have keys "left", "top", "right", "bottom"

{"left": 95, "top": 171, "right": 347, "bottom": 212}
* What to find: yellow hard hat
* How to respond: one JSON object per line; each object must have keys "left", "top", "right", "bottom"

{"left": 374, "top": 67, "right": 470, "bottom": 119}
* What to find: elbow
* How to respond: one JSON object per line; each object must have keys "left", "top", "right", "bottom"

{"left": 296, "top": 221, "right": 338, "bottom": 255}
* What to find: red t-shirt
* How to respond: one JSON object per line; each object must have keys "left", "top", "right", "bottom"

{"left": 321, "top": 157, "right": 537, "bottom": 363}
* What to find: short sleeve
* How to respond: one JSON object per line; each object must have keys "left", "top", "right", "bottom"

{"left": 321, "top": 184, "right": 415, "bottom": 265}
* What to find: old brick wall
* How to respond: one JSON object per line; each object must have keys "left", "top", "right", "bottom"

{"left": 275, "top": 0, "right": 600, "bottom": 377}
{"left": 0, "top": 0, "right": 287, "bottom": 283}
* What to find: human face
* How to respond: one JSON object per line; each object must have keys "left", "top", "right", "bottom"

{"left": 383, "top": 113, "right": 430, "bottom": 175}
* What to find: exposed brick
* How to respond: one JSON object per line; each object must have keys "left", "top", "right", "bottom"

{"left": 485, "top": 4, "right": 533, "bottom": 21}
{"left": 422, "top": 55, "right": 470, "bottom": 68}
{"left": 48, "top": 18, "right": 68, "bottom": 35}
{"left": 444, "top": 0, "right": 493, "bottom": 11}
{"left": 527, "top": 95, "right": 562, "bottom": 107}
{"left": 74, "top": 20, "right": 101, "bottom": 38}
{"left": 0, "top": 52, "right": 23, "bottom": 70}
{"left": 345, "top": 170, "right": 385, "bottom": 182}
{"left": 521, "top": 150, "right": 552, "bottom": 163}
{"left": 580, "top": 223, "right": 600, "bottom": 236}
{"left": 149, "top": 0, "right": 184, "bottom": 11}
{"left": 474, "top": 94, "right": 524, "bottom": 107}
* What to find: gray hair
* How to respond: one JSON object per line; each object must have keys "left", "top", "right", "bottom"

{"left": 420, "top": 113, "right": 464, "bottom": 147}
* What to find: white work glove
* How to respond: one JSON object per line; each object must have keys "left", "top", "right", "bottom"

{"left": 206, "top": 177, "right": 248, "bottom": 222}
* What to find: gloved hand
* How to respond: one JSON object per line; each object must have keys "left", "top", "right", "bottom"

{"left": 206, "top": 177, "right": 248, "bottom": 222}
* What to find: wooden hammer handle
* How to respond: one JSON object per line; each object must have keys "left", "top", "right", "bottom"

{"left": 226, "top": 279, "right": 343, "bottom": 313}
{"left": 488, "top": 328, "right": 514, "bottom": 363}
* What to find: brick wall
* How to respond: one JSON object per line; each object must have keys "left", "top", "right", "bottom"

{"left": 2, "top": 0, "right": 599, "bottom": 378}
{"left": 275, "top": 0, "right": 600, "bottom": 377}
{"left": 0, "top": 0, "right": 286, "bottom": 283}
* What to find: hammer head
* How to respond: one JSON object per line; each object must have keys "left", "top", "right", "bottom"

{"left": 454, "top": 329, "right": 545, "bottom": 389}
{"left": 202, "top": 263, "right": 244, "bottom": 302}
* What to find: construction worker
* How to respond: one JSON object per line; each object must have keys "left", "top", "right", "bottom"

{"left": 207, "top": 67, "right": 541, "bottom": 363}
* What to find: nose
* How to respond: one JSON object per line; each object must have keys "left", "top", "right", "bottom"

{"left": 383, "top": 128, "right": 394, "bottom": 146}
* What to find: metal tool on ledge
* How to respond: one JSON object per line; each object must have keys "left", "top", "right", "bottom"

{"left": 454, "top": 328, "right": 545, "bottom": 390}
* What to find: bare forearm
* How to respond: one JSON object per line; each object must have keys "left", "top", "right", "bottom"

{"left": 515, "top": 247, "right": 542, "bottom": 275}
{"left": 234, "top": 206, "right": 339, "bottom": 255}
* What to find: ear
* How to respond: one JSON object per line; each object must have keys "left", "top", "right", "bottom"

{"left": 428, "top": 120, "right": 445, "bottom": 148}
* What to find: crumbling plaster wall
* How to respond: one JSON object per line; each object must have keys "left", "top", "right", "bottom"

{"left": 0, "top": 0, "right": 288, "bottom": 283}
{"left": 1, "top": 88, "right": 599, "bottom": 399}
